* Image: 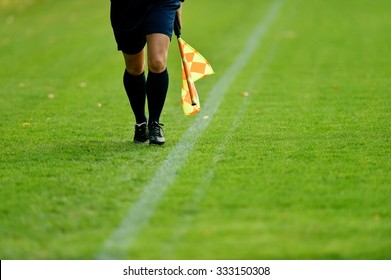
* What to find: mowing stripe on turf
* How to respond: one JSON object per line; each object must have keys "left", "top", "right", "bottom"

{"left": 97, "top": 0, "right": 285, "bottom": 260}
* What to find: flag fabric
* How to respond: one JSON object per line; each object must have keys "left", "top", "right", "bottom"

{"left": 177, "top": 37, "right": 214, "bottom": 115}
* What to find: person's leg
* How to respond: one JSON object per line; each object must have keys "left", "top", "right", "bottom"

{"left": 122, "top": 50, "right": 148, "bottom": 125}
{"left": 143, "top": 0, "right": 180, "bottom": 145}
{"left": 123, "top": 50, "right": 145, "bottom": 76}
{"left": 122, "top": 50, "right": 149, "bottom": 143}
{"left": 110, "top": 0, "right": 151, "bottom": 143}
{"left": 145, "top": 33, "right": 170, "bottom": 125}
{"left": 145, "top": 34, "right": 170, "bottom": 145}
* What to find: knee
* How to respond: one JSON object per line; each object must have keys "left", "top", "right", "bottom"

{"left": 148, "top": 57, "right": 167, "bottom": 73}
{"left": 123, "top": 52, "right": 145, "bottom": 75}
{"left": 126, "top": 63, "right": 145, "bottom": 76}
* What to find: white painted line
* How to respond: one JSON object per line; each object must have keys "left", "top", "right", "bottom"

{"left": 97, "top": 0, "right": 285, "bottom": 260}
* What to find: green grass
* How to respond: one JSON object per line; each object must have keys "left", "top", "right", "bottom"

{"left": 1, "top": 0, "right": 390, "bottom": 259}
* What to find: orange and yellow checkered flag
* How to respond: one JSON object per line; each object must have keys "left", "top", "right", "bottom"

{"left": 177, "top": 38, "right": 214, "bottom": 115}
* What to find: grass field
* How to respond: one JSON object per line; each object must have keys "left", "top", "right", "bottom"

{"left": 0, "top": 0, "right": 390, "bottom": 260}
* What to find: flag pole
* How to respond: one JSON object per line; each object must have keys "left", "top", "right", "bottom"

{"left": 174, "top": 15, "right": 197, "bottom": 106}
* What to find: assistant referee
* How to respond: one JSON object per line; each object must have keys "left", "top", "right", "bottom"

{"left": 110, "top": 0, "right": 185, "bottom": 145}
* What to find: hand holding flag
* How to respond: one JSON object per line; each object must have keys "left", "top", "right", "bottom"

{"left": 174, "top": 15, "right": 214, "bottom": 116}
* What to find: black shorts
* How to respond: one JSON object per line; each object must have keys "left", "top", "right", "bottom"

{"left": 110, "top": 0, "right": 181, "bottom": 54}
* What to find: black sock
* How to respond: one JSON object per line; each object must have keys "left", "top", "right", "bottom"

{"left": 123, "top": 70, "right": 147, "bottom": 124}
{"left": 146, "top": 69, "right": 169, "bottom": 125}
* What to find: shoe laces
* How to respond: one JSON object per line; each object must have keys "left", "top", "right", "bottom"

{"left": 149, "top": 121, "right": 164, "bottom": 133}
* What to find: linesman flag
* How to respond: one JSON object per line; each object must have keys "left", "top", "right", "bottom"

{"left": 174, "top": 16, "right": 214, "bottom": 115}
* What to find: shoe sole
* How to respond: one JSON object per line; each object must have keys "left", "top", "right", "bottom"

{"left": 149, "top": 139, "right": 165, "bottom": 145}
{"left": 134, "top": 141, "right": 148, "bottom": 144}
{"left": 134, "top": 138, "right": 148, "bottom": 144}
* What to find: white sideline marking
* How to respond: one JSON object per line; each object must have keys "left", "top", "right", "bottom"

{"left": 97, "top": 0, "right": 285, "bottom": 259}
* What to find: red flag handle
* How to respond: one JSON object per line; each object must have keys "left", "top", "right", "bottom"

{"left": 178, "top": 40, "right": 197, "bottom": 106}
